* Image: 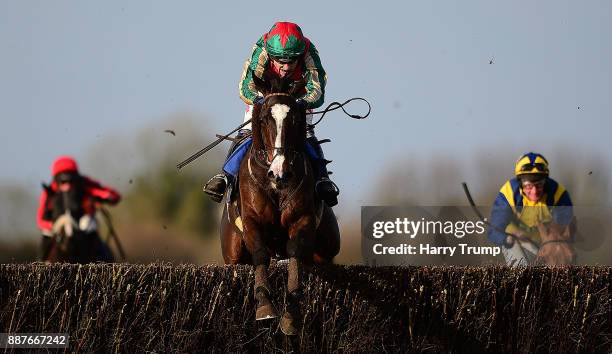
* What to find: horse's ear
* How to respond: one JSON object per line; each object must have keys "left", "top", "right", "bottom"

{"left": 289, "top": 79, "right": 307, "bottom": 97}
{"left": 537, "top": 222, "right": 549, "bottom": 241}
{"left": 252, "top": 73, "right": 271, "bottom": 95}
{"left": 41, "top": 182, "right": 53, "bottom": 195}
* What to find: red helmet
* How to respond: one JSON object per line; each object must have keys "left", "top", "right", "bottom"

{"left": 264, "top": 22, "right": 307, "bottom": 60}
{"left": 51, "top": 156, "right": 79, "bottom": 176}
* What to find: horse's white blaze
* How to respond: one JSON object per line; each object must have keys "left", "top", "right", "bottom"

{"left": 269, "top": 104, "right": 290, "bottom": 178}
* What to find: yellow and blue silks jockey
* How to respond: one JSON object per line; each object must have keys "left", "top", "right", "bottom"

{"left": 203, "top": 21, "right": 339, "bottom": 206}
{"left": 488, "top": 152, "right": 573, "bottom": 265}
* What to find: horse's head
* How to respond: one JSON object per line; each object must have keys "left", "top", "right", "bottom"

{"left": 536, "top": 221, "right": 576, "bottom": 265}
{"left": 251, "top": 74, "right": 307, "bottom": 189}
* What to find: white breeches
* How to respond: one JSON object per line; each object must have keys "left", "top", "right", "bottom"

{"left": 502, "top": 241, "right": 539, "bottom": 266}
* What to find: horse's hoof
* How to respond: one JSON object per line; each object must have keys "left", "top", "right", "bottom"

{"left": 256, "top": 303, "right": 278, "bottom": 321}
{"left": 280, "top": 311, "right": 299, "bottom": 336}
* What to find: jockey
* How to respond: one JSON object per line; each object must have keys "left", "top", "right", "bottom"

{"left": 204, "top": 21, "right": 339, "bottom": 206}
{"left": 36, "top": 156, "right": 121, "bottom": 261}
{"left": 488, "top": 152, "right": 574, "bottom": 265}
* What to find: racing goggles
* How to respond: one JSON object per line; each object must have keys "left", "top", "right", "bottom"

{"left": 55, "top": 172, "right": 77, "bottom": 184}
{"left": 521, "top": 179, "right": 546, "bottom": 190}
{"left": 519, "top": 163, "right": 548, "bottom": 173}
{"left": 270, "top": 55, "right": 299, "bottom": 64}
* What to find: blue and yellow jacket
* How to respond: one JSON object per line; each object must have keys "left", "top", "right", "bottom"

{"left": 488, "top": 177, "right": 573, "bottom": 246}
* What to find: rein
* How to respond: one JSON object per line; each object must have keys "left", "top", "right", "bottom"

{"left": 264, "top": 92, "right": 292, "bottom": 100}
{"left": 176, "top": 95, "right": 371, "bottom": 169}
{"left": 539, "top": 238, "right": 573, "bottom": 248}
{"left": 309, "top": 97, "right": 371, "bottom": 126}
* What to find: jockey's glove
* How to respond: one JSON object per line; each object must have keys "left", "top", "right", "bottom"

{"left": 296, "top": 98, "right": 308, "bottom": 109}
{"left": 504, "top": 235, "right": 515, "bottom": 248}
{"left": 254, "top": 96, "right": 265, "bottom": 105}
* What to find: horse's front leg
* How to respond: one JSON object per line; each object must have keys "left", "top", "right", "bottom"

{"left": 242, "top": 217, "right": 278, "bottom": 321}
{"left": 281, "top": 215, "right": 316, "bottom": 336}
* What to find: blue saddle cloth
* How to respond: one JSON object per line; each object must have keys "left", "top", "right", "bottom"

{"left": 223, "top": 137, "right": 320, "bottom": 179}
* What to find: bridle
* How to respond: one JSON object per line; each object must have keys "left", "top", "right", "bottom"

{"left": 247, "top": 92, "right": 310, "bottom": 210}
{"left": 538, "top": 234, "right": 574, "bottom": 248}
{"left": 253, "top": 92, "right": 304, "bottom": 168}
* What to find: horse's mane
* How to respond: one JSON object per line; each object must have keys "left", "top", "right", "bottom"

{"left": 253, "top": 71, "right": 307, "bottom": 99}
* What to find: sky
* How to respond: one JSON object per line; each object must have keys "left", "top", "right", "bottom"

{"left": 1, "top": 0, "right": 611, "bottom": 229}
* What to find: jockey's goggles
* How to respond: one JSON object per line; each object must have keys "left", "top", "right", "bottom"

{"left": 270, "top": 55, "right": 298, "bottom": 64}
{"left": 55, "top": 172, "right": 77, "bottom": 184}
{"left": 519, "top": 162, "right": 548, "bottom": 173}
{"left": 521, "top": 179, "right": 546, "bottom": 190}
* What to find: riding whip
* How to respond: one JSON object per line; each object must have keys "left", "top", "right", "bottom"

{"left": 461, "top": 182, "right": 539, "bottom": 261}
{"left": 100, "top": 207, "right": 127, "bottom": 261}
{"left": 176, "top": 120, "right": 252, "bottom": 170}
{"left": 175, "top": 97, "right": 372, "bottom": 169}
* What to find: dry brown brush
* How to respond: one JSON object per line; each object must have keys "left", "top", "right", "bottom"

{"left": 0, "top": 264, "right": 610, "bottom": 353}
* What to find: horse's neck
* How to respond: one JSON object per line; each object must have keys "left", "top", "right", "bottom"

{"left": 250, "top": 124, "right": 264, "bottom": 151}
{"left": 551, "top": 223, "right": 571, "bottom": 241}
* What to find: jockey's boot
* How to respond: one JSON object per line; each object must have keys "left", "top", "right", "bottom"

{"left": 203, "top": 174, "right": 227, "bottom": 203}
{"left": 307, "top": 136, "right": 340, "bottom": 207}
{"left": 203, "top": 129, "right": 250, "bottom": 203}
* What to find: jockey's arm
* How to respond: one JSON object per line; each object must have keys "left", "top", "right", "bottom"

{"left": 36, "top": 187, "right": 53, "bottom": 234}
{"left": 504, "top": 222, "right": 524, "bottom": 235}
{"left": 83, "top": 176, "right": 121, "bottom": 205}
{"left": 300, "top": 42, "right": 326, "bottom": 110}
{"left": 239, "top": 41, "right": 265, "bottom": 105}
{"left": 552, "top": 189, "right": 573, "bottom": 226}
{"left": 488, "top": 192, "right": 515, "bottom": 246}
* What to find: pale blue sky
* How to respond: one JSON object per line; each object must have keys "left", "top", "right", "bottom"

{"left": 1, "top": 1, "right": 611, "bottom": 226}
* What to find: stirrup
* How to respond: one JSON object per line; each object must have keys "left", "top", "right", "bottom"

{"left": 203, "top": 174, "right": 228, "bottom": 203}
{"left": 316, "top": 178, "right": 340, "bottom": 207}
{"left": 316, "top": 177, "right": 339, "bottom": 193}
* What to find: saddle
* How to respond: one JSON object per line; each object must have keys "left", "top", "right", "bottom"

{"left": 225, "top": 130, "right": 252, "bottom": 159}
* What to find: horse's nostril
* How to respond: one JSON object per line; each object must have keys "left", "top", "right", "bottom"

{"left": 267, "top": 170, "right": 274, "bottom": 179}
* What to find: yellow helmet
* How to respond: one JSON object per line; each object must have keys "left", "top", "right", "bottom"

{"left": 514, "top": 152, "right": 549, "bottom": 177}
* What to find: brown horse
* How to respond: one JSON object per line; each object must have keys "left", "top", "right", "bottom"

{"left": 45, "top": 213, "right": 115, "bottom": 263}
{"left": 220, "top": 75, "right": 340, "bottom": 335}
{"left": 536, "top": 220, "right": 576, "bottom": 265}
